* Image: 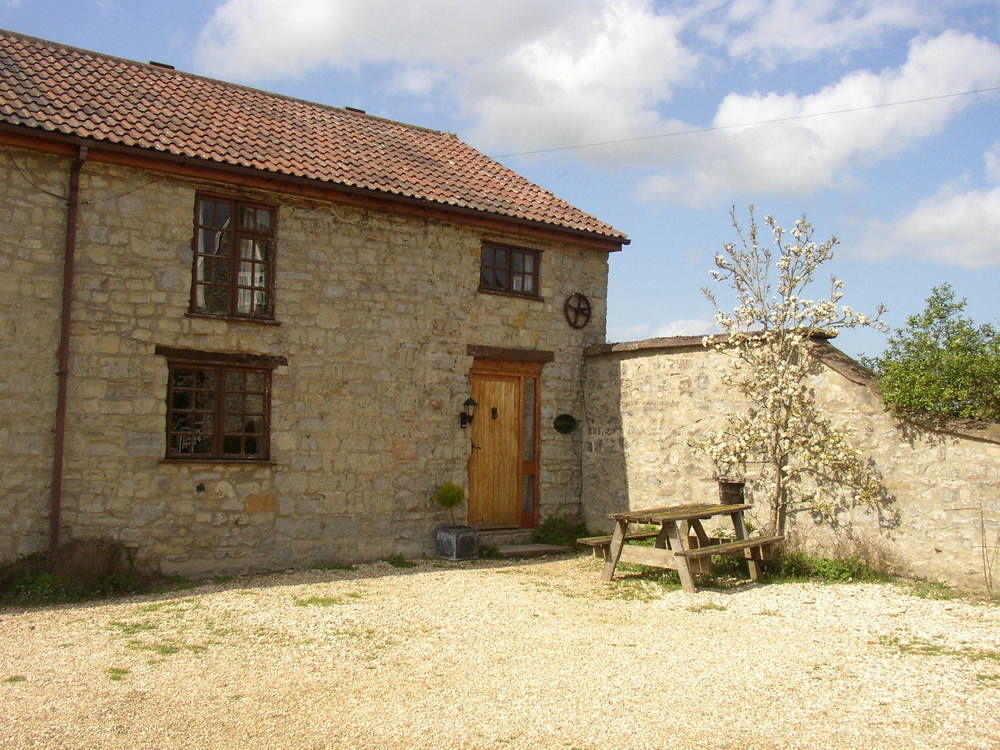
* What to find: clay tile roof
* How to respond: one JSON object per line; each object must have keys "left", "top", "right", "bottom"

{"left": 0, "top": 29, "right": 627, "bottom": 243}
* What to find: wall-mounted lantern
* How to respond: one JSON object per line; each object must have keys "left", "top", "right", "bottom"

{"left": 459, "top": 397, "right": 478, "bottom": 428}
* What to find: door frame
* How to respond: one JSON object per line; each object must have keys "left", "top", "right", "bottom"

{"left": 468, "top": 357, "right": 541, "bottom": 529}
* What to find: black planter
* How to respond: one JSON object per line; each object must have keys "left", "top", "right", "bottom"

{"left": 435, "top": 525, "right": 480, "bottom": 561}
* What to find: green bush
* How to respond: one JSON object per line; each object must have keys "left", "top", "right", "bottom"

{"left": 531, "top": 516, "right": 590, "bottom": 548}
{"left": 0, "top": 539, "right": 156, "bottom": 605}
{"left": 432, "top": 482, "right": 466, "bottom": 525}
{"left": 773, "top": 551, "right": 884, "bottom": 582}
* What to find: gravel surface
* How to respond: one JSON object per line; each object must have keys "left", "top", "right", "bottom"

{"left": 2, "top": 555, "right": 998, "bottom": 749}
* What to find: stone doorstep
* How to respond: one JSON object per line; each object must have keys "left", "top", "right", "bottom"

{"left": 477, "top": 528, "right": 535, "bottom": 546}
{"left": 495, "top": 543, "right": 572, "bottom": 559}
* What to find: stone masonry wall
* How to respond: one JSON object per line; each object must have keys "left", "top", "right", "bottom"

{"left": 582, "top": 340, "right": 1000, "bottom": 591}
{"left": 1, "top": 148, "right": 608, "bottom": 574}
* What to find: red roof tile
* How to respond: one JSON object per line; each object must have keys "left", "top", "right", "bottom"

{"left": 0, "top": 29, "right": 627, "bottom": 243}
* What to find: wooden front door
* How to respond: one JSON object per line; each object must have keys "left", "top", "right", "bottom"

{"left": 467, "top": 359, "right": 540, "bottom": 528}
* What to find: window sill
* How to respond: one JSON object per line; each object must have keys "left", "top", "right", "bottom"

{"left": 186, "top": 311, "right": 281, "bottom": 326}
{"left": 160, "top": 458, "right": 277, "bottom": 466}
{"left": 478, "top": 287, "right": 544, "bottom": 302}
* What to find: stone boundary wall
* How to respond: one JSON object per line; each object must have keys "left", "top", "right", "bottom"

{"left": 582, "top": 337, "right": 1000, "bottom": 590}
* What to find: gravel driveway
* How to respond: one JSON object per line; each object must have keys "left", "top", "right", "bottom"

{"left": 2, "top": 555, "right": 998, "bottom": 749}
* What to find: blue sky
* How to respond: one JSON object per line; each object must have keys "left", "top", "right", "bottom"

{"left": 3, "top": 0, "right": 998, "bottom": 357}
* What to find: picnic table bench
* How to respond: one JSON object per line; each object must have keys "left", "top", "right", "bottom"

{"left": 596, "top": 502, "right": 783, "bottom": 593}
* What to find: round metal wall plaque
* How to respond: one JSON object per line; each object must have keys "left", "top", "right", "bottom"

{"left": 563, "top": 293, "right": 592, "bottom": 329}
{"left": 553, "top": 414, "right": 578, "bottom": 434}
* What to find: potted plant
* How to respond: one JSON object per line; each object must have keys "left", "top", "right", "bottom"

{"left": 433, "top": 482, "right": 480, "bottom": 561}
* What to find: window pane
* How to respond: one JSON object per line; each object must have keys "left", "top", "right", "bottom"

{"left": 512, "top": 253, "right": 523, "bottom": 272}
{"left": 199, "top": 228, "right": 229, "bottom": 257}
{"left": 246, "top": 372, "right": 265, "bottom": 391}
{"left": 171, "top": 391, "right": 191, "bottom": 410}
{"left": 245, "top": 395, "right": 264, "bottom": 414}
{"left": 223, "top": 436, "right": 243, "bottom": 455}
{"left": 522, "top": 475, "right": 535, "bottom": 514}
{"left": 194, "top": 370, "right": 216, "bottom": 388}
{"left": 171, "top": 369, "right": 195, "bottom": 388}
{"left": 494, "top": 248, "right": 507, "bottom": 268}
{"left": 200, "top": 200, "right": 232, "bottom": 228}
{"left": 225, "top": 371, "right": 244, "bottom": 391}
{"left": 522, "top": 254, "right": 534, "bottom": 273}
{"left": 522, "top": 377, "right": 536, "bottom": 461}
{"left": 197, "top": 256, "right": 229, "bottom": 284}
{"left": 240, "top": 238, "right": 268, "bottom": 261}
{"left": 240, "top": 206, "right": 272, "bottom": 231}
{"left": 224, "top": 414, "right": 244, "bottom": 433}
{"left": 512, "top": 274, "right": 524, "bottom": 292}
{"left": 224, "top": 393, "right": 243, "bottom": 414}
{"left": 522, "top": 275, "right": 536, "bottom": 295}
{"left": 194, "top": 391, "right": 214, "bottom": 410}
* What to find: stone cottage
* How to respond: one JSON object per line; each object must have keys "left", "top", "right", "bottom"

{"left": 0, "top": 30, "right": 628, "bottom": 574}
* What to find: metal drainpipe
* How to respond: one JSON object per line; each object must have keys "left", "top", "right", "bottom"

{"left": 49, "top": 145, "right": 87, "bottom": 566}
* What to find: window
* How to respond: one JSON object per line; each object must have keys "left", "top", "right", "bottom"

{"left": 479, "top": 243, "right": 540, "bottom": 297}
{"left": 192, "top": 195, "right": 276, "bottom": 319}
{"left": 156, "top": 346, "right": 287, "bottom": 461}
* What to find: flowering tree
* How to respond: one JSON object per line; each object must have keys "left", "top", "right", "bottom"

{"left": 700, "top": 206, "right": 891, "bottom": 535}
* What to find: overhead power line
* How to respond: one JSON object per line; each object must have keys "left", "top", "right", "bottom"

{"left": 495, "top": 85, "right": 1000, "bottom": 158}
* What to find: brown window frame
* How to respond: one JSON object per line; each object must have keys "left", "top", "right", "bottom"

{"left": 156, "top": 346, "right": 287, "bottom": 462}
{"left": 479, "top": 242, "right": 541, "bottom": 299}
{"left": 190, "top": 194, "right": 277, "bottom": 321}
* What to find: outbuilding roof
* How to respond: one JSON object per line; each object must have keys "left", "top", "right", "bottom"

{"left": 0, "top": 29, "right": 627, "bottom": 244}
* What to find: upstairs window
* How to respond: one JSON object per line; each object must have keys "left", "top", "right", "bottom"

{"left": 192, "top": 195, "right": 276, "bottom": 320}
{"left": 480, "top": 243, "right": 540, "bottom": 298}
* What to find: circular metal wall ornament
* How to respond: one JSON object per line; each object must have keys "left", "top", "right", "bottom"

{"left": 563, "top": 292, "right": 592, "bottom": 329}
{"left": 553, "top": 414, "right": 578, "bottom": 434}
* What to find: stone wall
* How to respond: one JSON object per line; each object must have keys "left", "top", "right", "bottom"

{"left": 1, "top": 147, "right": 609, "bottom": 574}
{"left": 582, "top": 338, "right": 1000, "bottom": 590}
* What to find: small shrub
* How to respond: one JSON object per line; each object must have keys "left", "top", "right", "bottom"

{"left": 772, "top": 551, "right": 884, "bottom": 583}
{"left": 432, "top": 482, "right": 466, "bottom": 525}
{"left": 479, "top": 545, "right": 502, "bottom": 560}
{"left": 0, "top": 539, "right": 157, "bottom": 605}
{"left": 532, "top": 516, "right": 590, "bottom": 548}
{"left": 385, "top": 554, "right": 416, "bottom": 569}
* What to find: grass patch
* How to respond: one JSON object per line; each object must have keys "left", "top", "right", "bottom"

{"left": 127, "top": 640, "right": 180, "bottom": 656}
{"left": 4, "top": 675, "right": 27, "bottom": 683}
{"left": 109, "top": 621, "right": 157, "bottom": 635}
{"left": 105, "top": 668, "right": 129, "bottom": 681}
{"left": 687, "top": 602, "right": 727, "bottom": 612}
{"left": 295, "top": 596, "right": 342, "bottom": 607}
{"left": 295, "top": 591, "right": 365, "bottom": 607}
{"left": 479, "top": 545, "right": 502, "bottom": 560}
{"left": 878, "top": 635, "right": 1000, "bottom": 663}
{"left": 385, "top": 554, "right": 416, "bottom": 568}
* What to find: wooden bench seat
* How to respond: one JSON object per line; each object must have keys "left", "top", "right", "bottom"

{"left": 577, "top": 531, "right": 660, "bottom": 558}
{"left": 671, "top": 535, "right": 784, "bottom": 559}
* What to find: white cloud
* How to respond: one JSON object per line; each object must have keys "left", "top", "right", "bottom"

{"left": 635, "top": 31, "right": 1000, "bottom": 206}
{"left": 607, "top": 315, "right": 719, "bottom": 342}
{"left": 986, "top": 141, "right": 1000, "bottom": 184}
{"left": 697, "top": 0, "right": 932, "bottom": 66}
{"left": 856, "top": 180, "right": 1000, "bottom": 269}
{"left": 194, "top": 0, "right": 699, "bottom": 152}
{"left": 653, "top": 315, "right": 719, "bottom": 337}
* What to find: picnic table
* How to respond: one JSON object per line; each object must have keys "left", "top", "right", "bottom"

{"left": 581, "top": 503, "right": 783, "bottom": 593}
